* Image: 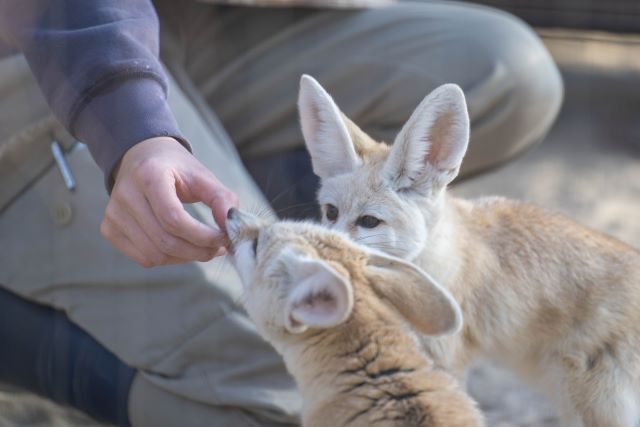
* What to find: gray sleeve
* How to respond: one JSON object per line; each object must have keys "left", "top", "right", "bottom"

{"left": 0, "top": 0, "right": 191, "bottom": 189}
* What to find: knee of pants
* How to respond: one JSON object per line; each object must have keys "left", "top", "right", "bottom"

{"left": 451, "top": 5, "right": 565, "bottom": 175}
{"left": 361, "top": 2, "right": 564, "bottom": 176}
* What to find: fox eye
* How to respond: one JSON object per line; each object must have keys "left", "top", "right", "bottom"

{"left": 325, "top": 204, "right": 339, "bottom": 222}
{"left": 356, "top": 215, "right": 382, "bottom": 229}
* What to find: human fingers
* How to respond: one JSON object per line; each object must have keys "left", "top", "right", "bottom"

{"left": 110, "top": 136, "right": 231, "bottom": 259}
{"left": 100, "top": 214, "right": 188, "bottom": 267}
{"left": 117, "top": 186, "right": 219, "bottom": 262}
{"left": 103, "top": 199, "right": 188, "bottom": 266}
{"left": 141, "top": 165, "right": 227, "bottom": 249}
{"left": 185, "top": 169, "right": 239, "bottom": 233}
{"left": 100, "top": 218, "right": 151, "bottom": 267}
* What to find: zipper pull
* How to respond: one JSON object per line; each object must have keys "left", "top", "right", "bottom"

{"left": 51, "top": 140, "right": 76, "bottom": 191}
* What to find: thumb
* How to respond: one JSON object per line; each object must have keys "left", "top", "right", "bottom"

{"left": 188, "top": 171, "right": 239, "bottom": 232}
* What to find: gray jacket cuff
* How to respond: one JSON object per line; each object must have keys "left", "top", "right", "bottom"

{"left": 72, "top": 77, "right": 191, "bottom": 190}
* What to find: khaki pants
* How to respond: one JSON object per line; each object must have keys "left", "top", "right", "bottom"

{"left": 0, "top": 1, "right": 562, "bottom": 426}
{"left": 157, "top": 0, "right": 562, "bottom": 174}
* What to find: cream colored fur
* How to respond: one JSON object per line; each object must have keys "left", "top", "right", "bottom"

{"left": 299, "top": 74, "right": 640, "bottom": 427}
{"left": 227, "top": 209, "right": 484, "bottom": 426}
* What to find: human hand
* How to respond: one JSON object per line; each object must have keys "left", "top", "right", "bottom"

{"left": 100, "top": 136, "right": 239, "bottom": 267}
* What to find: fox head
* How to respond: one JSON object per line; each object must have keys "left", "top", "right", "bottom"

{"left": 226, "top": 208, "right": 462, "bottom": 352}
{"left": 298, "top": 75, "right": 469, "bottom": 261}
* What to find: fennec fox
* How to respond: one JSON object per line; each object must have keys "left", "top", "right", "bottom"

{"left": 226, "top": 208, "right": 484, "bottom": 427}
{"left": 298, "top": 75, "right": 640, "bottom": 427}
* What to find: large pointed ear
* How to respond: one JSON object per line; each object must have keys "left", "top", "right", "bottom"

{"left": 280, "top": 249, "right": 354, "bottom": 334}
{"left": 382, "top": 84, "right": 469, "bottom": 193}
{"left": 298, "top": 75, "right": 361, "bottom": 180}
{"left": 366, "top": 251, "right": 462, "bottom": 336}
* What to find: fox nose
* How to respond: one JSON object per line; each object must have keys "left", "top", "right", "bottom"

{"left": 226, "top": 208, "right": 240, "bottom": 244}
{"left": 227, "top": 207, "right": 238, "bottom": 220}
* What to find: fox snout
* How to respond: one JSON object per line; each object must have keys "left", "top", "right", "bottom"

{"left": 225, "top": 208, "right": 240, "bottom": 251}
{"left": 226, "top": 207, "right": 255, "bottom": 256}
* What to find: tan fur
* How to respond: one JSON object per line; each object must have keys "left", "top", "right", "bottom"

{"left": 227, "top": 213, "right": 484, "bottom": 427}
{"left": 444, "top": 198, "right": 640, "bottom": 415}
{"left": 313, "top": 111, "right": 640, "bottom": 427}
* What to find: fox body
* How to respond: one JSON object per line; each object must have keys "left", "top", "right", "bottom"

{"left": 227, "top": 210, "right": 484, "bottom": 427}
{"left": 298, "top": 75, "right": 640, "bottom": 427}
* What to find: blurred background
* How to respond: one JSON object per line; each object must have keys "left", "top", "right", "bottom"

{"left": 1, "top": 1, "right": 639, "bottom": 426}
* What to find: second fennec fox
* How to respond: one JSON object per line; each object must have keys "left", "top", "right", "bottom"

{"left": 226, "top": 209, "right": 484, "bottom": 427}
{"left": 298, "top": 75, "right": 640, "bottom": 427}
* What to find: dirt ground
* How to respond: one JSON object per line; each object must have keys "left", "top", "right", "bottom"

{"left": 1, "top": 30, "right": 639, "bottom": 427}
